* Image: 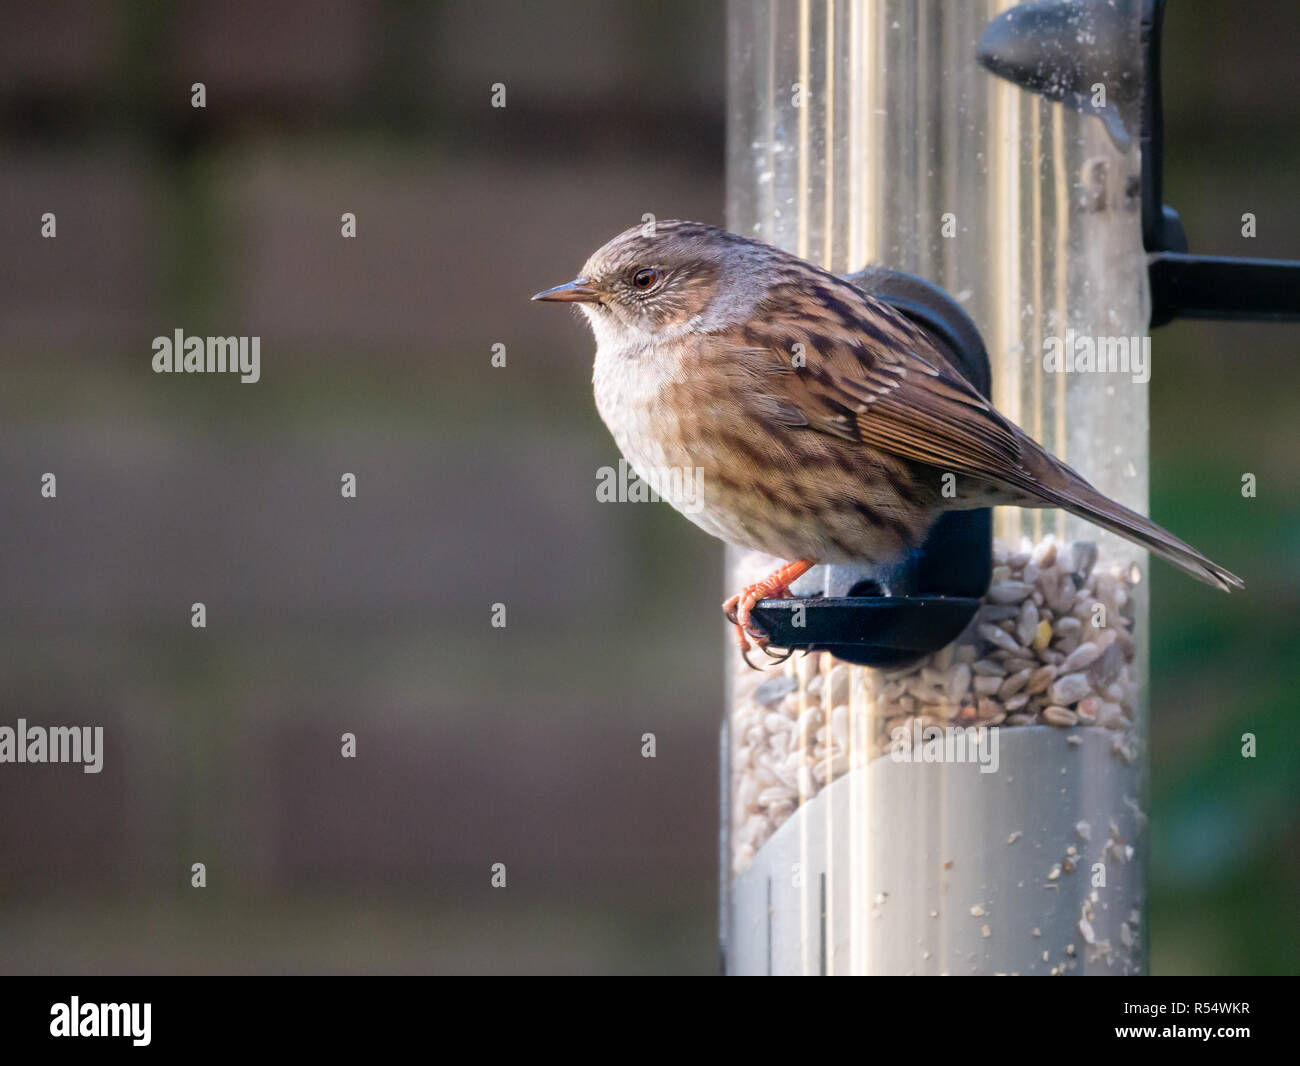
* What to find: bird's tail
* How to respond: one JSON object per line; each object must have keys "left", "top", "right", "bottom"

{"left": 1014, "top": 434, "right": 1244, "bottom": 592}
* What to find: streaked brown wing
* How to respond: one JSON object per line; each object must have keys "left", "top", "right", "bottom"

{"left": 740, "top": 276, "right": 1026, "bottom": 485}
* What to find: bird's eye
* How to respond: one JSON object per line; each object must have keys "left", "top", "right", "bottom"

{"left": 632, "top": 268, "right": 659, "bottom": 290}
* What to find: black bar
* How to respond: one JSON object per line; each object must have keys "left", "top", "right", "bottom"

{"left": 0, "top": 977, "right": 1290, "bottom": 1047}
{"left": 1149, "top": 253, "right": 1300, "bottom": 327}
{"left": 749, "top": 595, "right": 984, "bottom": 669}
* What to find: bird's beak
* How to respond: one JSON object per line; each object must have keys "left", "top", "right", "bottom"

{"left": 531, "top": 277, "right": 601, "bottom": 303}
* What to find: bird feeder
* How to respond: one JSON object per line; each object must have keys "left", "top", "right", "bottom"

{"left": 721, "top": 0, "right": 1297, "bottom": 976}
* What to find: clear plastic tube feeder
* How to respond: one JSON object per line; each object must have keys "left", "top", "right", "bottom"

{"left": 722, "top": 0, "right": 1149, "bottom": 975}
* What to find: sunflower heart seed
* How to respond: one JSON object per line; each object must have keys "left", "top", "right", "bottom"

{"left": 1027, "top": 664, "right": 1056, "bottom": 694}
{"left": 1043, "top": 705, "right": 1079, "bottom": 727}
{"left": 830, "top": 704, "right": 848, "bottom": 747}
{"left": 988, "top": 580, "right": 1034, "bottom": 604}
{"left": 998, "top": 668, "right": 1033, "bottom": 700}
{"left": 1056, "top": 616, "right": 1083, "bottom": 637}
{"left": 764, "top": 712, "right": 793, "bottom": 733}
{"left": 946, "top": 663, "right": 971, "bottom": 702}
{"left": 1091, "top": 642, "right": 1124, "bottom": 686}
{"left": 1048, "top": 577, "right": 1077, "bottom": 613}
{"left": 1049, "top": 672, "right": 1092, "bottom": 706}
{"left": 1061, "top": 642, "right": 1102, "bottom": 673}
{"left": 1016, "top": 601, "right": 1040, "bottom": 646}
{"left": 796, "top": 766, "right": 817, "bottom": 797}
{"left": 828, "top": 664, "right": 850, "bottom": 705}
{"left": 758, "top": 785, "right": 798, "bottom": 808}
{"left": 978, "top": 623, "right": 1022, "bottom": 654}
{"left": 795, "top": 706, "right": 823, "bottom": 736}
{"left": 754, "top": 676, "right": 797, "bottom": 705}
{"left": 1097, "top": 701, "right": 1126, "bottom": 728}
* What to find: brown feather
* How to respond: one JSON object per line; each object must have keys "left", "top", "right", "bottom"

{"left": 730, "top": 271, "right": 1243, "bottom": 590}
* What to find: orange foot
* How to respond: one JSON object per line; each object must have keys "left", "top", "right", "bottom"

{"left": 723, "top": 558, "right": 816, "bottom": 670}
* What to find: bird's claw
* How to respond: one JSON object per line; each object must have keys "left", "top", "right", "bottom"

{"left": 760, "top": 643, "right": 793, "bottom": 665}
{"left": 734, "top": 622, "right": 790, "bottom": 671}
{"left": 722, "top": 597, "right": 741, "bottom": 627}
{"left": 726, "top": 596, "right": 783, "bottom": 670}
{"left": 724, "top": 563, "right": 816, "bottom": 670}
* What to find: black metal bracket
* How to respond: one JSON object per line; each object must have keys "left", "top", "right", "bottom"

{"left": 748, "top": 270, "right": 993, "bottom": 669}
{"left": 1140, "top": 0, "right": 1300, "bottom": 326}
{"left": 977, "top": 0, "right": 1300, "bottom": 328}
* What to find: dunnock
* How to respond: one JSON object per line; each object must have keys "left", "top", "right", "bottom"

{"left": 534, "top": 221, "right": 1242, "bottom": 665}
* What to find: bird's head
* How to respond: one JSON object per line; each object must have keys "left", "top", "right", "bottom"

{"left": 532, "top": 220, "right": 772, "bottom": 346}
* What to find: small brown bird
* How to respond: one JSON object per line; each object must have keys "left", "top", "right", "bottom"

{"left": 534, "top": 221, "right": 1242, "bottom": 665}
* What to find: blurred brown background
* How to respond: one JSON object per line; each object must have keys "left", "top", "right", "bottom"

{"left": 0, "top": 1, "right": 1296, "bottom": 974}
